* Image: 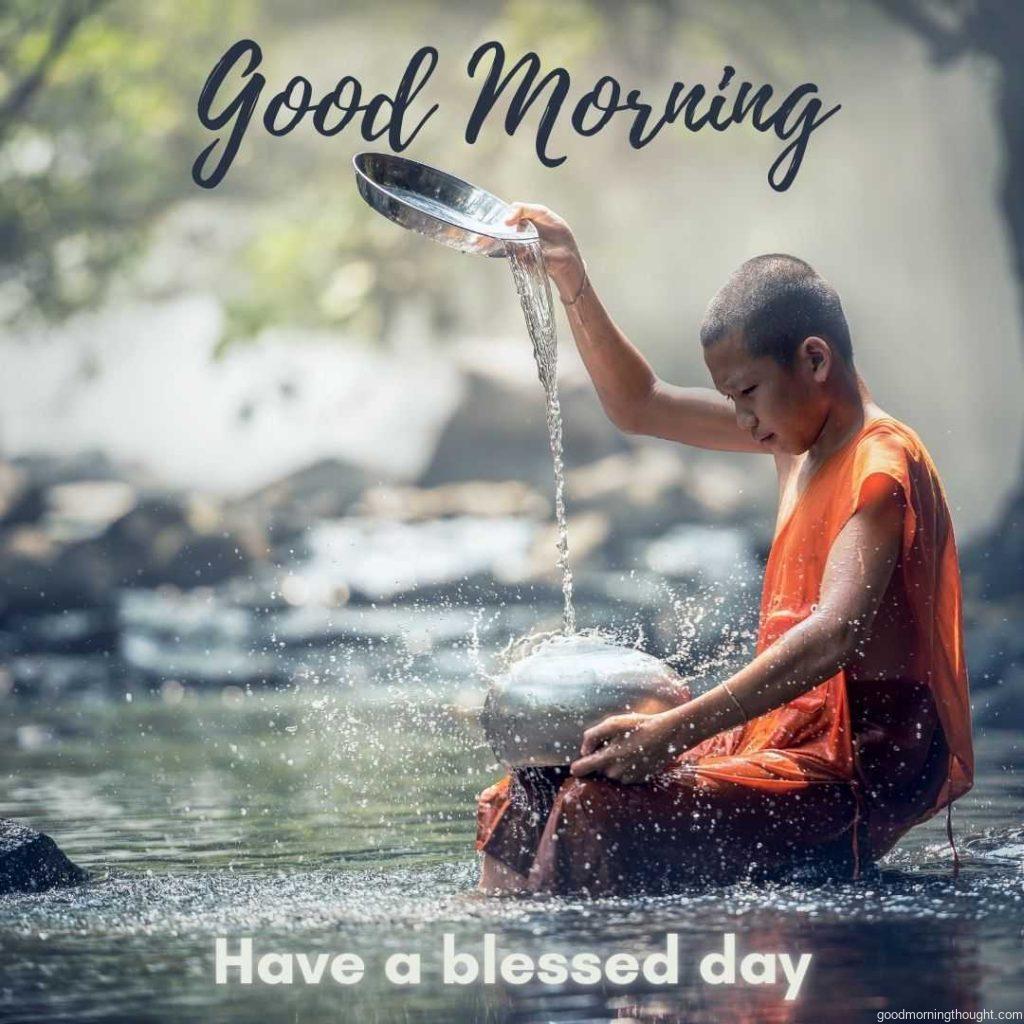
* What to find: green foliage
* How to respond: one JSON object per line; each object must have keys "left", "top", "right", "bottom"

{"left": 0, "top": 0, "right": 252, "bottom": 321}
{"left": 0, "top": 0, "right": 897, "bottom": 348}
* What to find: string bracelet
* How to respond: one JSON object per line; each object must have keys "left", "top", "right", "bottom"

{"left": 720, "top": 680, "right": 751, "bottom": 723}
{"left": 560, "top": 264, "right": 589, "bottom": 307}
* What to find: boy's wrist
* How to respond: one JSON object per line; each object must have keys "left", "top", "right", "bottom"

{"left": 662, "top": 701, "right": 702, "bottom": 747}
{"left": 553, "top": 254, "right": 586, "bottom": 303}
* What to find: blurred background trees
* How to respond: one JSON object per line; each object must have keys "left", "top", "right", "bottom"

{"left": 0, "top": 0, "right": 1020, "bottom": 540}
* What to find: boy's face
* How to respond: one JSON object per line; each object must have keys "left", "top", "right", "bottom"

{"left": 703, "top": 332, "right": 830, "bottom": 455}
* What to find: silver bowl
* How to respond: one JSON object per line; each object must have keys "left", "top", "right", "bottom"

{"left": 482, "top": 636, "right": 691, "bottom": 768}
{"left": 352, "top": 152, "right": 537, "bottom": 257}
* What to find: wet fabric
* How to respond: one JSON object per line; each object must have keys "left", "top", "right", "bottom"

{"left": 477, "top": 417, "right": 973, "bottom": 891}
{"left": 685, "top": 416, "right": 973, "bottom": 858}
{"left": 479, "top": 766, "right": 861, "bottom": 894}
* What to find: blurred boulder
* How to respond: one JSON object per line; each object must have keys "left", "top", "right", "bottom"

{"left": 0, "top": 493, "right": 268, "bottom": 618}
{"left": 964, "top": 600, "right": 1024, "bottom": 693}
{"left": 972, "top": 667, "right": 1024, "bottom": 731}
{"left": 0, "top": 453, "right": 142, "bottom": 531}
{"left": 357, "top": 479, "right": 548, "bottom": 521}
{"left": 420, "top": 371, "right": 628, "bottom": 489}
{"left": 233, "top": 458, "right": 373, "bottom": 543}
{"left": 963, "top": 488, "right": 1024, "bottom": 601}
{"left": 565, "top": 448, "right": 760, "bottom": 563}
{"left": 44, "top": 480, "right": 137, "bottom": 542}
{"left": 99, "top": 495, "right": 266, "bottom": 588}
{"left": 0, "top": 461, "right": 43, "bottom": 528}
{"left": 5, "top": 654, "right": 118, "bottom": 699}
{"left": 0, "top": 818, "right": 88, "bottom": 894}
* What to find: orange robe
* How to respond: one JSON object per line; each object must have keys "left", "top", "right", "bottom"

{"left": 477, "top": 416, "right": 974, "bottom": 892}
{"left": 682, "top": 416, "right": 973, "bottom": 856}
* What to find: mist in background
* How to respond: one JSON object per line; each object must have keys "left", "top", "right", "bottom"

{"left": 1, "top": 0, "right": 1020, "bottom": 538}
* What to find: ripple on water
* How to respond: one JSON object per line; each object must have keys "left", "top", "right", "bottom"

{"left": 3, "top": 835, "right": 1023, "bottom": 944}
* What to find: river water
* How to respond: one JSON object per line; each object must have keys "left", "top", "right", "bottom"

{"left": 1, "top": 673, "right": 1022, "bottom": 1023}
{"left": 2, "top": 215, "right": 1022, "bottom": 1024}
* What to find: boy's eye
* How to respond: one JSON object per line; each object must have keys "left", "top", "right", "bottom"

{"left": 741, "top": 385, "right": 757, "bottom": 396}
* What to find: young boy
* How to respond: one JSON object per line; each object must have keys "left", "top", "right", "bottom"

{"left": 476, "top": 204, "right": 974, "bottom": 895}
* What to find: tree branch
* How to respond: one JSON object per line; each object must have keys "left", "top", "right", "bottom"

{"left": 872, "top": 0, "right": 969, "bottom": 64}
{"left": 0, "top": 0, "right": 107, "bottom": 138}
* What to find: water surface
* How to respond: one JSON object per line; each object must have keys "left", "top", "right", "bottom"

{"left": 2, "top": 683, "right": 1022, "bottom": 1023}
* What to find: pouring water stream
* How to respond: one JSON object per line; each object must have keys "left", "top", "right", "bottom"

{"left": 505, "top": 237, "right": 576, "bottom": 635}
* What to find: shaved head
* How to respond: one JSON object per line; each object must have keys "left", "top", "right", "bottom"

{"left": 700, "top": 254, "right": 853, "bottom": 366}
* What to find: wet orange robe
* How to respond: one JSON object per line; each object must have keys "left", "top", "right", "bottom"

{"left": 477, "top": 416, "right": 974, "bottom": 890}
{"left": 682, "top": 415, "right": 973, "bottom": 857}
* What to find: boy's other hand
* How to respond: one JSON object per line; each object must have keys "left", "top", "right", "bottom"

{"left": 570, "top": 710, "right": 678, "bottom": 784}
{"left": 504, "top": 203, "right": 585, "bottom": 302}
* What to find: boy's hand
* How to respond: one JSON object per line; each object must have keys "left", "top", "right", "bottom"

{"left": 569, "top": 710, "right": 679, "bottom": 784}
{"left": 504, "top": 203, "right": 585, "bottom": 302}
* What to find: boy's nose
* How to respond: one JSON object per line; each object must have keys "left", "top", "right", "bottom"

{"left": 736, "top": 408, "right": 757, "bottom": 431}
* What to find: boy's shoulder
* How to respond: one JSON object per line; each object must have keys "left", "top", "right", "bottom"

{"left": 854, "top": 415, "right": 932, "bottom": 467}
{"left": 774, "top": 414, "right": 937, "bottom": 497}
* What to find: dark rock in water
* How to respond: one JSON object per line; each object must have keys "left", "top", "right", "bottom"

{"left": 963, "top": 489, "right": 1024, "bottom": 601}
{"left": 420, "top": 372, "right": 627, "bottom": 489}
{"left": 0, "top": 461, "right": 44, "bottom": 529}
{"left": 4, "top": 608, "right": 118, "bottom": 655}
{"left": 964, "top": 605, "right": 1024, "bottom": 692}
{"left": 0, "top": 818, "right": 87, "bottom": 894}
{"left": 972, "top": 667, "right": 1024, "bottom": 731}
{"left": 0, "top": 494, "right": 267, "bottom": 619}
{"left": 234, "top": 458, "right": 373, "bottom": 544}
{"left": 6, "top": 654, "right": 121, "bottom": 699}
{"left": 100, "top": 496, "right": 264, "bottom": 588}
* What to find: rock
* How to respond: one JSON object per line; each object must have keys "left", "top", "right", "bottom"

{"left": 44, "top": 480, "right": 137, "bottom": 542}
{"left": 971, "top": 667, "right": 1024, "bottom": 731}
{"left": 2, "top": 609, "right": 118, "bottom": 655}
{"left": 420, "top": 371, "right": 628, "bottom": 489}
{"left": 99, "top": 495, "right": 266, "bottom": 588}
{"left": 0, "top": 527, "right": 113, "bottom": 615}
{"left": 0, "top": 818, "right": 87, "bottom": 894}
{"left": 562, "top": 448, "right": 769, "bottom": 566}
{"left": 963, "top": 487, "right": 1024, "bottom": 601}
{"left": 1, "top": 452, "right": 141, "bottom": 531}
{"left": 5, "top": 655, "right": 121, "bottom": 699}
{"left": 0, "top": 461, "right": 43, "bottom": 528}
{"left": 233, "top": 458, "right": 374, "bottom": 543}
{"left": 356, "top": 480, "right": 548, "bottom": 521}
{"left": 964, "top": 600, "right": 1024, "bottom": 692}
{"left": 0, "top": 493, "right": 268, "bottom": 620}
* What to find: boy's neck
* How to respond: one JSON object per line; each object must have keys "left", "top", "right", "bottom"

{"left": 806, "top": 370, "right": 873, "bottom": 466}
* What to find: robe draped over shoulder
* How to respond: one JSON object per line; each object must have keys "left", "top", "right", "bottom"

{"left": 476, "top": 416, "right": 973, "bottom": 888}
{"left": 684, "top": 416, "right": 973, "bottom": 855}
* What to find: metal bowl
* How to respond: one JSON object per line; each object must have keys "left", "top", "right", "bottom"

{"left": 481, "top": 636, "right": 691, "bottom": 768}
{"left": 352, "top": 152, "right": 538, "bottom": 257}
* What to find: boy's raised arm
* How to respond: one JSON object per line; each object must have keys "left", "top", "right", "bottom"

{"left": 505, "top": 203, "right": 763, "bottom": 453}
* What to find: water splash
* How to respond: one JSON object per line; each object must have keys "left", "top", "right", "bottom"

{"left": 505, "top": 238, "right": 576, "bottom": 634}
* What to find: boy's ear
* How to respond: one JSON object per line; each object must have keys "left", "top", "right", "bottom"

{"left": 801, "top": 336, "right": 832, "bottom": 382}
